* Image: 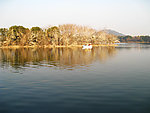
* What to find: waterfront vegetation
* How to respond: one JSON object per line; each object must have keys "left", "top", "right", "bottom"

{"left": 0, "top": 24, "right": 117, "bottom": 47}
{"left": 118, "top": 35, "right": 150, "bottom": 43}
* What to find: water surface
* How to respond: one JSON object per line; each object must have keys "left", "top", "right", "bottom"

{"left": 0, "top": 43, "right": 150, "bottom": 113}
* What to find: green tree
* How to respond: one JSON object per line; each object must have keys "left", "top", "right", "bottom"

{"left": 7, "top": 26, "right": 29, "bottom": 45}
{"left": 46, "top": 26, "right": 60, "bottom": 45}
{"left": 29, "top": 27, "right": 44, "bottom": 46}
{"left": 0, "top": 28, "right": 8, "bottom": 41}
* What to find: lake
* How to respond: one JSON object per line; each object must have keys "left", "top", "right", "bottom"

{"left": 0, "top": 43, "right": 150, "bottom": 113}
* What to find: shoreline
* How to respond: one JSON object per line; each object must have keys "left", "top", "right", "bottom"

{"left": 0, "top": 44, "right": 118, "bottom": 49}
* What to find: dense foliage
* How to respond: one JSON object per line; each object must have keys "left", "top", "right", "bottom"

{"left": 118, "top": 36, "right": 150, "bottom": 43}
{"left": 0, "top": 24, "right": 118, "bottom": 47}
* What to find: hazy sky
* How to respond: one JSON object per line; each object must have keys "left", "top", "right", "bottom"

{"left": 0, "top": 0, "right": 150, "bottom": 35}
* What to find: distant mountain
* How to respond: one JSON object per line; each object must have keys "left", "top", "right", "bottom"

{"left": 103, "top": 29, "right": 125, "bottom": 36}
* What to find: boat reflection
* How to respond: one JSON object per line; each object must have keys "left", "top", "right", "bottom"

{"left": 0, "top": 47, "right": 117, "bottom": 70}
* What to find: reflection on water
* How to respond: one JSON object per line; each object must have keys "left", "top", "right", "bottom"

{"left": 0, "top": 47, "right": 117, "bottom": 70}
{"left": 0, "top": 43, "right": 150, "bottom": 113}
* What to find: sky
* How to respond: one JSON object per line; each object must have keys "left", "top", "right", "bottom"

{"left": 0, "top": 0, "right": 150, "bottom": 36}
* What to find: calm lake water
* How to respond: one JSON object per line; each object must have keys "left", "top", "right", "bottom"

{"left": 0, "top": 43, "right": 150, "bottom": 113}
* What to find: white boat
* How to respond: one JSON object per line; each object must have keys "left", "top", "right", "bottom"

{"left": 82, "top": 43, "right": 92, "bottom": 49}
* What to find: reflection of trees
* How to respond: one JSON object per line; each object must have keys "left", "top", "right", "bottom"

{"left": 0, "top": 47, "right": 117, "bottom": 70}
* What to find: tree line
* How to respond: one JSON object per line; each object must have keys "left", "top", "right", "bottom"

{"left": 118, "top": 35, "right": 150, "bottom": 43}
{"left": 0, "top": 24, "right": 117, "bottom": 47}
